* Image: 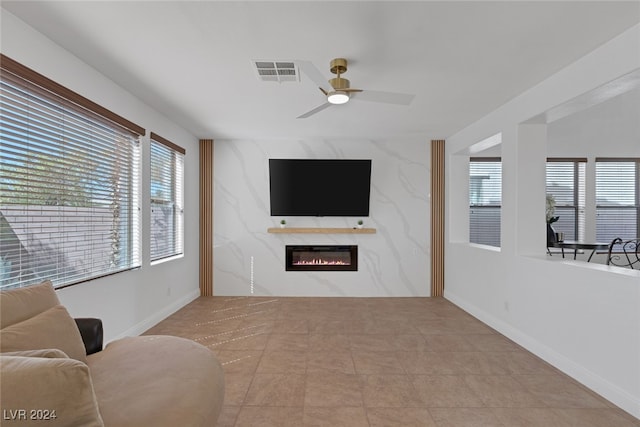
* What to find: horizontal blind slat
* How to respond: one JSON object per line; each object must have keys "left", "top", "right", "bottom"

{"left": 595, "top": 161, "right": 639, "bottom": 241}
{"left": 1, "top": 59, "right": 141, "bottom": 290}
{"left": 546, "top": 161, "right": 586, "bottom": 241}
{"left": 469, "top": 160, "right": 501, "bottom": 247}
{"left": 149, "top": 139, "right": 184, "bottom": 261}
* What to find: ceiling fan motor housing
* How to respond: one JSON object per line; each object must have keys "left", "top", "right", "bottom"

{"left": 329, "top": 77, "right": 350, "bottom": 90}
{"left": 329, "top": 58, "right": 350, "bottom": 91}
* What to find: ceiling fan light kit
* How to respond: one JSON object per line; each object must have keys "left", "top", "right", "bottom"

{"left": 328, "top": 91, "right": 349, "bottom": 104}
{"left": 297, "top": 57, "right": 414, "bottom": 118}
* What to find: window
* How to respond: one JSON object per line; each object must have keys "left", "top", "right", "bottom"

{"left": 595, "top": 158, "right": 639, "bottom": 242}
{"left": 469, "top": 158, "right": 501, "bottom": 247}
{"left": 546, "top": 158, "right": 586, "bottom": 241}
{"left": 0, "top": 55, "right": 144, "bottom": 289}
{"left": 150, "top": 133, "right": 184, "bottom": 262}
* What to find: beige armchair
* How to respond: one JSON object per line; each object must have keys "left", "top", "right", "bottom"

{"left": 0, "top": 281, "right": 224, "bottom": 427}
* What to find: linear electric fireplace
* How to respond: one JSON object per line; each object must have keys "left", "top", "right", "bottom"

{"left": 286, "top": 245, "right": 358, "bottom": 271}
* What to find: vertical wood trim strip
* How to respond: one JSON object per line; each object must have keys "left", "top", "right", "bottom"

{"left": 199, "top": 139, "right": 214, "bottom": 296}
{"left": 431, "top": 140, "right": 445, "bottom": 297}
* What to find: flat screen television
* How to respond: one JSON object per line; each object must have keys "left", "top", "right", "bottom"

{"left": 269, "top": 159, "right": 372, "bottom": 217}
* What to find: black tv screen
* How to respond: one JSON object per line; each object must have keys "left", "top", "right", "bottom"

{"left": 269, "top": 159, "right": 372, "bottom": 216}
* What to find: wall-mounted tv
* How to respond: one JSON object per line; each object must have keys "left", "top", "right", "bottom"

{"left": 269, "top": 159, "right": 372, "bottom": 217}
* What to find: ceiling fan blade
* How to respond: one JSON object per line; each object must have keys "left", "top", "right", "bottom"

{"left": 297, "top": 102, "right": 332, "bottom": 119}
{"left": 296, "top": 60, "right": 333, "bottom": 94}
{"left": 352, "top": 90, "right": 415, "bottom": 105}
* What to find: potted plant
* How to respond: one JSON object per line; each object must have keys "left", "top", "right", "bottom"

{"left": 280, "top": 219, "right": 286, "bottom": 228}
{"left": 546, "top": 194, "right": 559, "bottom": 245}
{"left": 357, "top": 220, "right": 364, "bottom": 229}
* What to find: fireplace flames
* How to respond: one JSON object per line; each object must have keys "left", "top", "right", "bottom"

{"left": 286, "top": 245, "right": 357, "bottom": 271}
{"left": 293, "top": 258, "right": 350, "bottom": 266}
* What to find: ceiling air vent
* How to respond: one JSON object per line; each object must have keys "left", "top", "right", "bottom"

{"left": 253, "top": 60, "right": 299, "bottom": 83}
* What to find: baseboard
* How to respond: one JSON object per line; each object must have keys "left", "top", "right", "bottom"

{"left": 108, "top": 289, "right": 200, "bottom": 343}
{"left": 444, "top": 289, "right": 640, "bottom": 420}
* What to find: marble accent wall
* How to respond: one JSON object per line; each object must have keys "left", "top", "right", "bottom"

{"left": 213, "top": 138, "right": 430, "bottom": 297}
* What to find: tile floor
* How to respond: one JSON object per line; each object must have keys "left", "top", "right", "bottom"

{"left": 144, "top": 296, "right": 640, "bottom": 427}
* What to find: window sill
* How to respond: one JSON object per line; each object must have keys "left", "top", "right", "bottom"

{"left": 150, "top": 254, "right": 184, "bottom": 266}
{"left": 468, "top": 242, "right": 501, "bottom": 252}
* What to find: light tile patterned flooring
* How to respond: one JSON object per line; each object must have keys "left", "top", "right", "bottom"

{"left": 144, "top": 296, "right": 640, "bottom": 427}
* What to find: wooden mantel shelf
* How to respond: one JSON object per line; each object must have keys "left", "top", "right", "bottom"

{"left": 267, "top": 227, "right": 376, "bottom": 234}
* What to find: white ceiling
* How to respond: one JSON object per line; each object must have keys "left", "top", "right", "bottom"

{"left": 3, "top": 1, "right": 639, "bottom": 140}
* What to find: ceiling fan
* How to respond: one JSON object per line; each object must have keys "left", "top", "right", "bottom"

{"left": 296, "top": 58, "right": 415, "bottom": 119}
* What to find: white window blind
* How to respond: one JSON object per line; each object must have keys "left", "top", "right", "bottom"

{"left": 150, "top": 133, "right": 184, "bottom": 262}
{"left": 469, "top": 158, "right": 501, "bottom": 247}
{"left": 546, "top": 159, "right": 586, "bottom": 241}
{"left": 595, "top": 159, "right": 639, "bottom": 242}
{"left": 0, "top": 55, "right": 143, "bottom": 290}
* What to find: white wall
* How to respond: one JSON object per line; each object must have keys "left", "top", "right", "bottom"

{"left": 446, "top": 24, "right": 640, "bottom": 418}
{"left": 1, "top": 10, "right": 202, "bottom": 342}
{"left": 213, "top": 138, "right": 430, "bottom": 297}
{"left": 548, "top": 88, "right": 640, "bottom": 158}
